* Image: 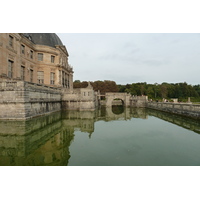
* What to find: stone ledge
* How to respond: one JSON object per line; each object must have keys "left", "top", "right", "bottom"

{"left": 148, "top": 102, "right": 200, "bottom": 119}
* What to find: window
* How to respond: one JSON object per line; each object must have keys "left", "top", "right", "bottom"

{"left": 21, "top": 66, "right": 25, "bottom": 80}
{"left": 38, "top": 53, "right": 43, "bottom": 61}
{"left": 59, "top": 70, "right": 62, "bottom": 84}
{"left": 30, "top": 50, "right": 33, "bottom": 59}
{"left": 21, "top": 45, "right": 25, "bottom": 54}
{"left": 8, "top": 60, "right": 13, "bottom": 78}
{"left": 65, "top": 73, "right": 67, "bottom": 86}
{"left": 51, "top": 55, "right": 55, "bottom": 63}
{"left": 62, "top": 72, "right": 65, "bottom": 87}
{"left": 50, "top": 72, "right": 55, "bottom": 85}
{"left": 30, "top": 69, "right": 33, "bottom": 82}
{"left": 37, "top": 71, "right": 44, "bottom": 84}
{"left": 9, "top": 35, "right": 13, "bottom": 47}
{"left": 67, "top": 74, "right": 70, "bottom": 88}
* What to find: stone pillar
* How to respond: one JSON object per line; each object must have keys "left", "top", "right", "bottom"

{"left": 69, "top": 73, "right": 73, "bottom": 89}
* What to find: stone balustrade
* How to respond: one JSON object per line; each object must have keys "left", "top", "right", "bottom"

{"left": 148, "top": 102, "right": 200, "bottom": 119}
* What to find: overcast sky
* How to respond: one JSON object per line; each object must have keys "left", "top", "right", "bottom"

{"left": 57, "top": 33, "right": 200, "bottom": 86}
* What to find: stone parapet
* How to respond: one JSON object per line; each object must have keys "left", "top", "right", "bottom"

{"left": 0, "top": 81, "right": 62, "bottom": 103}
{"left": 148, "top": 102, "right": 200, "bottom": 119}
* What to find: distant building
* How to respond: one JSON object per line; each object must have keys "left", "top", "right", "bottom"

{"left": 0, "top": 33, "right": 98, "bottom": 119}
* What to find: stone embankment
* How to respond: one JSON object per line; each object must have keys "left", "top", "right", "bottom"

{"left": 0, "top": 80, "right": 98, "bottom": 120}
{"left": 0, "top": 81, "right": 62, "bottom": 120}
{"left": 148, "top": 102, "right": 200, "bottom": 119}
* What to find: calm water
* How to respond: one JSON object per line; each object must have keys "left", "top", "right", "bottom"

{"left": 0, "top": 106, "right": 200, "bottom": 166}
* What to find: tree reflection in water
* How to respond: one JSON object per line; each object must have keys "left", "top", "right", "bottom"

{"left": 112, "top": 105, "right": 124, "bottom": 115}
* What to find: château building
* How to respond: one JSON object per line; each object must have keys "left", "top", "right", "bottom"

{"left": 0, "top": 33, "right": 73, "bottom": 89}
{"left": 0, "top": 33, "right": 99, "bottom": 119}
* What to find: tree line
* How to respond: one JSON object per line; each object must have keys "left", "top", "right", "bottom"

{"left": 74, "top": 80, "right": 119, "bottom": 95}
{"left": 73, "top": 80, "right": 200, "bottom": 102}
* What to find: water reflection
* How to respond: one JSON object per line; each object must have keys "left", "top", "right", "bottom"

{"left": 0, "top": 112, "right": 74, "bottom": 166}
{"left": 112, "top": 105, "right": 124, "bottom": 115}
{"left": 148, "top": 109, "right": 200, "bottom": 134}
{"left": 0, "top": 107, "right": 200, "bottom": 166}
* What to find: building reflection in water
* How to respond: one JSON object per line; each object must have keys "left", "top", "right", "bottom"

{"left": 0, "top": 106, "right": 199, "bottom": 166}
{"left": 0, "top": 112, "right": 74, "bottom": 166}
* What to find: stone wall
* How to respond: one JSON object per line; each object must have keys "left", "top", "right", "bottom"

{"left": 131, "top": 96, "right": 148, "bottom": 107}
{"left": 0, "top": 80, "right": 99, "bottom": 119}
{"left": 62, "top": 87, "right": 99, "bottom": 111}
{"left": 0, "top": 80, "right": 62, "bottom": 119}
{"left": 148, "top": 102, "right": 200, "bottom": 119}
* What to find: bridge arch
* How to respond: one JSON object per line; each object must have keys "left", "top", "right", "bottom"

{"left": 111, "top": 98, "right": 124, "bottom": 106}
{"left": 105, "top": 93, "right": 131, "bottom": 107}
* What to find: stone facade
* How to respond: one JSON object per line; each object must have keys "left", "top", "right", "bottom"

{"left": 0, "top": 33, "right": 73, "bottom": 88}
{"left": 0, "top": 33, "right": 98, "bottom": 119}
{"left": 62, "top": 82, "right": 99, "bottom": 111}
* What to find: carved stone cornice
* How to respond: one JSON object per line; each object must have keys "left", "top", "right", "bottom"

{"left": 20, "top": 36, "right": 35, "bottom": 49}
{"left": 34, "top": 45, "right": 59, "bottom": 55}
{"left": 56, "top": 45, "right": 69, "bottom": 56}
{"left": 12, "top": 33, "right": 21, "bottom": 41}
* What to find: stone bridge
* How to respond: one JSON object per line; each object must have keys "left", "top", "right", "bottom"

{"left": 105, "top": 93, "right": 132, "bottom": 107}
{"left": 102, "top": 92, "right": 148, "bottom": 108}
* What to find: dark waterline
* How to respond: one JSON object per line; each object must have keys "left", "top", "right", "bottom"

{"left": 0, "top": 106, "right": 200, "bottom": 166}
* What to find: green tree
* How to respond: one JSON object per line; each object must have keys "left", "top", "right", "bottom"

{"left": 160, "top": 83, "right": 168, "bottom": 98}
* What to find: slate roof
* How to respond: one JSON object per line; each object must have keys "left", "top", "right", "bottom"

{"left": 23, "top": 33, "right": 63, "bottom": 47}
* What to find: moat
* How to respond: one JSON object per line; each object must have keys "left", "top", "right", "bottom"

{"left": 0, "top": 106, "right": 200, "bottom": 166}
